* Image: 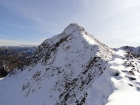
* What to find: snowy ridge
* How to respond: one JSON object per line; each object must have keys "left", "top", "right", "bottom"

{"left": 0, "top": 24, "right": 140, "bottom": 105}
{"left": 106, "top": 50, "right": 140, "bottom": 105}
{"left": 87, "top": 50, "right": 140, "bottom": 105}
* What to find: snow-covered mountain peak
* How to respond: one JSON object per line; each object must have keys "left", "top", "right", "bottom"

{"left": 63, "top": 23, "right": 89, "bottom": 38}
{"left": 26, "top": 23, "right": 113, "bottom": 66}
{"left": 0, "top": 24, "right": 114, "bottom": 105}
{"left": 1, "top": 24, "right": 139, "bottom": 105}
{"left": 63, "top": 23, "right": 113, "bottom": 55}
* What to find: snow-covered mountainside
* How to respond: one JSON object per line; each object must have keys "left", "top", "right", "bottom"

{"left": 118, "top": 46, "right": 140, "bottom": 57}
{"left": 0, "top": 23, "right": 140, "bottom": 105}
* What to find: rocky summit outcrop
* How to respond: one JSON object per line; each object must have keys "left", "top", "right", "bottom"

{"left": 119, "top": 46, "right": 140, "bottom": 57}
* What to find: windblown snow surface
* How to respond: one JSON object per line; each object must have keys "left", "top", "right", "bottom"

{"left": 0, "top": 23, "right": 140, "bottom": 105}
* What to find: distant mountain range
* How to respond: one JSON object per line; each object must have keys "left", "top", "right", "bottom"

{"left": 0, "top": 45, "right": 36, "bottom": 57}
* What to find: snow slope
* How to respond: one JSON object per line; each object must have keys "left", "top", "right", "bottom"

{"left": 0, "top": 23, "right": 140, "bottom": 105}
{"left": 87, "top": 50, "right": 140, "bottom": 105}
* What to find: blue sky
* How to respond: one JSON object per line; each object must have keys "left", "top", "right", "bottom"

{"left": 0, "top": 0, "right": 140, "bottom": 47}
